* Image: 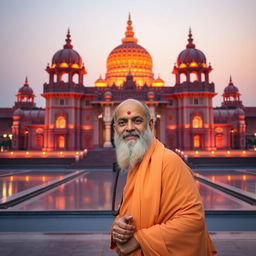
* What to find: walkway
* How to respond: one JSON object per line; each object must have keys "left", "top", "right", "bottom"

{"left": 0, "top": 232, "right": 255, "bottom": 256}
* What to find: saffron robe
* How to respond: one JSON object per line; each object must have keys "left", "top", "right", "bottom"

{"left": 116, "top": 138, "right": 216, "bottom": 256}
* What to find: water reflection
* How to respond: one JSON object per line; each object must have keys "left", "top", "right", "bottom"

{"left": 195, "top": 170, "right": 256, "bottom": 194}
{"left": 11, "top": 170, "right": 256, "bottom": 211}
{"left": 195, "top": 181, "right": 254, "bottom": 210}
{"left": 0, "top": 172, "right": 70, "bottom": 200}
{"left": 13, "top": 172, "right": 116, "bottom": 210}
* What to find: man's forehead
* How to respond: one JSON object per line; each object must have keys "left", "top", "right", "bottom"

{"left": 116, "top": 101, "right": 145, "bottom": 119}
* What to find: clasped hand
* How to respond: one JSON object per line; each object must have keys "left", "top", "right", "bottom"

{"left": 111, "top": 215, "right": 140, "bottom": 255}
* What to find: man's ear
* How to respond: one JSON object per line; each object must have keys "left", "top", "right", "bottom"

{"left": 149, "top": 119, "right": 154, "bottom": 130}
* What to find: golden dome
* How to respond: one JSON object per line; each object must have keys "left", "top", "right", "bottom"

{"left": 105, "top": 15, "right": 154, "bottom": 87}
{"left": 152, "top": 75, "right": 165, "bottom": 87}
{"left": 95, "top": 74, "right": 107, "bottom": 87}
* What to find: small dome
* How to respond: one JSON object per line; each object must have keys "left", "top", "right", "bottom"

{"left": 147, "top": 91, "right": 155, "bottom": 100}
{"left": 224, "top": 77, "right": 239, "bottom": 95}
{"left": 104, "top": 91, "right": 112, "bottom": 101}
{"left": 18, "top": 77, "right": 34, "bottom": 96}
{"left": 152, "top": 75, "right": 165, "bottom": 87}
{"left": 52, "top": 29, "right": 82, "bottom": 67}
{"left": 235, "top": 108, "right": 245, "bottom": 117}
{"left": 177, "top": 29, "right": 206, "bottom": 66}
{"left": 95, "top": 75, "right": 107, "bottom": 87}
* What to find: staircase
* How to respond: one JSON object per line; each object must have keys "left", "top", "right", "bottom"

{"left": 69, "top": 148, "right": 116, "bottom": 169}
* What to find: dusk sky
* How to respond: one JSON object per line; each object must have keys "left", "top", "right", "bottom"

{"left": 1, "top": 0, "right": 255, "bottom": 107}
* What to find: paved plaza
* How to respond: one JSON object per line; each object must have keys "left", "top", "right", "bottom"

{"left": 0, "top": 232, "right": 255, "bottom": 256}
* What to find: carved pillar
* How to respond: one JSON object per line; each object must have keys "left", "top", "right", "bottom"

{"left": 103, "top": 105, "right": 112, "bottom": 148}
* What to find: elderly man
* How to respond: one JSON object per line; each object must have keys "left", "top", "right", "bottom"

{"left": 111, "top": 99, "right": 216, "bottom": 256}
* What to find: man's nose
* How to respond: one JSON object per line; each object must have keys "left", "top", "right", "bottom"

{"left": 126, "top": 120, "right": 135, "bottom": 131}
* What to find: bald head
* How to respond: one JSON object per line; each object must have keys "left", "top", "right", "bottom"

{"left": 113, "top": 99, "right": 151, "bottom": 123}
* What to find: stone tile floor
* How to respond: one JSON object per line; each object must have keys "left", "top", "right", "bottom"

{"left": 0, "top": 232, "right": 255, "bottom": 256}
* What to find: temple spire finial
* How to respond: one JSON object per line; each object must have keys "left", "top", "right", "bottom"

{"left": 24, "top": 76, "right": 29, "bottom": 86}
{"left": 122, "top": 14, "right": 138, "bottom": 43}
{"left": 229, "top": 75, "right": 233, "bottom": 85}
{"left": 186, "top": 27, "right": 195, "bottom": 49}
{"left": 64, "top": 28, "right": 73, "bottom": 49}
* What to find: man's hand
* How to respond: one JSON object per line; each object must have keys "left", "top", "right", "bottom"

{"left": 111, "top": 215, "right": 135, "bottom": 244}
{"left": 117, "top": 236, "right": 140, "bottom": 255}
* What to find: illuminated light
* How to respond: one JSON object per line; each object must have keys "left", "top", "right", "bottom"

{"left": 2, "top": 182, "right": 7, "bottom": 199}
{"left": 167, "top": 125, "right": 177, "bottom": 130}
{"left": 42, "top": 152, "right": 46, "bottom": 155}
{"left": 156, "top": 114, "right": 161, "bottom": 119}
{"left": 227, "top": 175, "right": 231, "bottom": 181}
{"left": 179, "top": 63, "right": 187, "bottom": 68}
{"left": 194, "top": 135, "right": 201, "bottom": 148}
{"left": 60, "top": 151, "right": 63, "bottom": 155}
{"left": 98, "top": 114, "right": 103, "bottom": 119}
{"left": 184, "top": 124, "right": 190, "bottom": 128}
{"left": 192, "top": 116, "right": 203, "bottom": 128}
{"left": 211, "top": 151, "right": 215, "bottom": 155}
{"left": 26, "top": 151, "right": 30, "bottom": 155}
{"left": 204, "top": 124, "right": 209, "bottom": 128}
{"left": 8, "top": 134, "right": 13, "bottom": 139}
{"left": 58, "top": 136, "right": 65, "bottom": 148}
{"left": 215, "top": 127, "right": 223, "bottom": 133}
{"left": 242, "top": 175, "right": 247, "bottom": 181}
{"left": 60, "top": 62, "right": 68, "bottom": 68}
{"left": 195, "top": 151, "right": 199, "bottom": 155}
{"left": 24, "top": 131, "right": 29, "bottom": 134}
{"left": 68, "top": 124, "right": 74, "bottom": 129}
{"left": 10, "top": 152, "right": 14, "bottom": 155}
{"left": 25, "top": 176, "right": 30, "bottom": 182}
{"left": 42, "top": 176, "right": 46, "bottom": 182}
{"left": 242, "top": 150, "right": 246, "bottom": 155}
{"left": 56, "top": 116, "right": 66, "bottom": 129}
{"left": 51, "top": 64, "right": 56, "bottom": 68}
{"left": 254, "top": 132, "right": 256, "bottom": 137}
{"left": 190, "top": 62, "right": 198, "bottom": 67}
{"left": 254, "top": 148, "right": 256, "bottom": 152}
{"left": 76, "top": 152, "right": 79, "bottom": 155}
{"left": 10, "top": 176, "right": 14, "bottom": 181}
{"left": 49, "top": 124, "right": 54, "bottom": 129}
{"left": 227, "top": 151, "right": 231, "bottom": 155}
{"left": 3, "top": 134, "right": 7, "bottom": 138}
{"left": 211, "top": 176, "right": 215, "bottom": 181}
{"left": 71, "top": 64, "right": 79, "bottom": 68}
{"left": 82, "top": 125, "right": 93, "bottom": 130}
{"left": 202, "top": 63, "right": 207, "bottom": 68}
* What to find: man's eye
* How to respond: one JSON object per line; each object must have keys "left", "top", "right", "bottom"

{"left": 118, "top": 120, "right": 126, "bottom": 126}
{"left": 134, "top": 119, "right": 143, "bottom": 124}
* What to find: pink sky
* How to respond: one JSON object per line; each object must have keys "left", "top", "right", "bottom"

{"left": 1, "top": 0, "right": 255, "bottom": 107}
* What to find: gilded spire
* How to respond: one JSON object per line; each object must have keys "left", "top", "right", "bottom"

{"left": 122, "top": 14, "right": 138, "bottom": 43}
{"left": 186, "top": 27, "right": 195, "bottom": 48}
{"left": 64, "top": 28, "right": 73, "bottom": 49}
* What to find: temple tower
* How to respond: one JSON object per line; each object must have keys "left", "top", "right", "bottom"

{"left": 172, "top": 29, "right": 216, "bottom": 150}
{"left": 42, "top": 29, "right": 88, "bottom": 151}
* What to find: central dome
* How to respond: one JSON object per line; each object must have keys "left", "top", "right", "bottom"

{"left": 105, "top": 15, "right": 154, "bottom": 87}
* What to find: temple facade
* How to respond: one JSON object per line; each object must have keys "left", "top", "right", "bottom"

{"left": 0, "top": 16, "right": 254, "bottom": 151}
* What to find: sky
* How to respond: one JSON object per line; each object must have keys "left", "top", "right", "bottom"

{"left": 0, "top": 0, "right": 255, "bottom": 108}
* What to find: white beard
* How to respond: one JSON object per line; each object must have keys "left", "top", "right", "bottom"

{"left": 114, "top": 126, "right": 153, "bottom": 171}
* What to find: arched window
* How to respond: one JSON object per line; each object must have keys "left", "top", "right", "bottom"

{"left": 190, "top": 72, "right": 198, "bottom": 82}
{"left": 193, "top": 135, "right": 201, "bottom": 148}
{"left": 57, "top": 135, "right": 65, "bottom": 148}
{"left": 180, "top": 73, "right": 187, "bottom": 83}
{"left": 56, "top": 116, "right": 66, "bottom": 128}
{"left": 192, "top": 116, "right": 203, "bottom": 128}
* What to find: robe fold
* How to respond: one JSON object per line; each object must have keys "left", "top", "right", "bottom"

{"left": 114, "top": 138, "right": 216, "bottom": 256}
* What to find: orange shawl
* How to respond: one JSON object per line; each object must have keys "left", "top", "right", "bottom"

{"left": 118, "top": 138, "right": 216, "bottom": 256}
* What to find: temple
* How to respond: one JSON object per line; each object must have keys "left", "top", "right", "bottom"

{"left": 0, "top": 16, "right": 255, "bottom": 151}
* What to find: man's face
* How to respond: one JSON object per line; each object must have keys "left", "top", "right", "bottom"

{"left": 114, "top": 101, "right": 151, "bottom": 144}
